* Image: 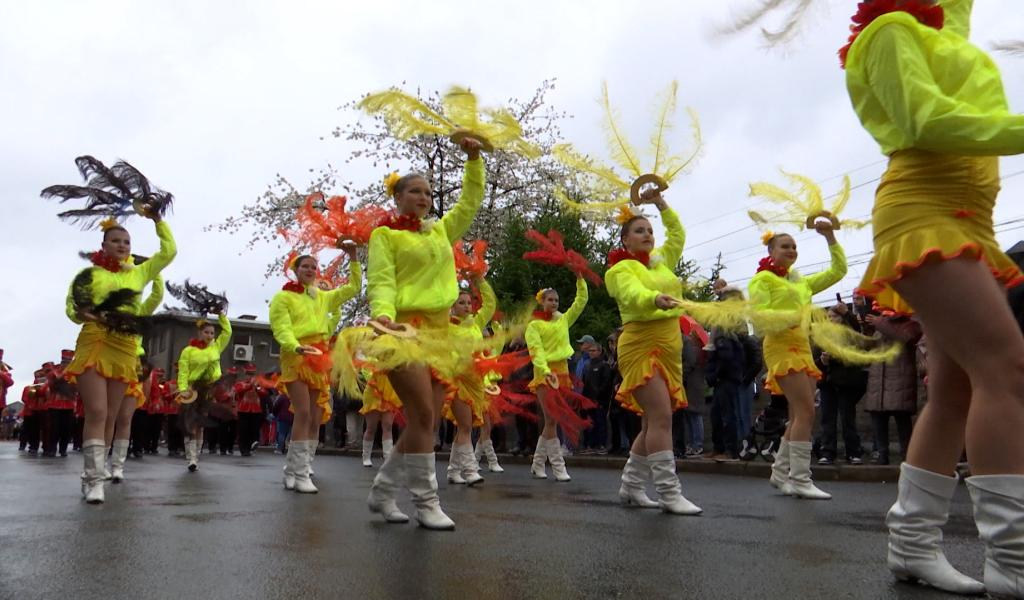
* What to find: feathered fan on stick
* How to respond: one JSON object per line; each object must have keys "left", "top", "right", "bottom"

{"left": 358, "top": 86, "right": 542, "bottom": 159}
{"left": 453, "top": 239, "right": 489, "bottom": 282}
{"left": 522, "top": 229, "right": 602, "bottom": 286}
{"left": 278, "top": 192, "right": 387, "bottom": 286}
{"left": 553, "top": 81, "right": 702, "bottom": 219}
{"left": 165, "top": 279, "right": 229, "bottom": 315}
{"left": 747, "top": 169, "right": 868, "bottom": 232}
{"left": 40, "top": 155, "right": 174, "bottom": 229}
{"left": 70, "top": 268, "right": 147, "bottom": 335}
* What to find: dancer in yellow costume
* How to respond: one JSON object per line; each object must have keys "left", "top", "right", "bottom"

{"left": 359, "top": 367, "right": 400, "bottom": 468}
{"left": 843, "top": 1, "right": 1024, "bottom": 594}
{"left": 365, "top": 136, "right": 483, "bottom": 530}
{"left": 605, "top": 190, "right": 701, "bottom": 515}
{"left": 174, "top": 314, "right": 232, "bottom": 472}
{"left": 443, "top": 278, "right": 495, "bottom": 486}
{"left": 749, "top": 224, "right": 845, "bottom": 501}
{"left": 64, "top": 216, "right": 176, "bottom": 504}
{"left": 108, "top": 273, "right": 164, "bottom": 484}
{"left": 526, "top": 276, "right": 589, "bottom": 483}
{"left": 269, "top": 246, "right": 361, "bottom": 494}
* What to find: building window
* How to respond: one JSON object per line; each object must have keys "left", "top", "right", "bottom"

{"left": 269, "top": 339, "right": 281, "bottom": 357}
{"left": 234, "top": 334, "right": 252, "bottom": 347}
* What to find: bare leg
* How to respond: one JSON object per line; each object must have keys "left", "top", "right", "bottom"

{"left": 630, "top": 374, "right": 672, "bottom": 454}
{"left": 388, "top": 365, "right": 436, "bottom": 453}
{"left": 286, "top": 381, "right": 312, "bottom": 443}
{"left": 452, "top": 400, "right": 474, "bottom": 446}
{"left": 891, "top": 257, "right": 1024, "bottom": 475}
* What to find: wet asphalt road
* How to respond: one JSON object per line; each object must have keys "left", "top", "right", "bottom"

{"left": 0, "top": 442, "right": 985, "bottom": 600}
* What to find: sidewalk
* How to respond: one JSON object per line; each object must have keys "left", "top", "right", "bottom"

{"left": 316, "top": 447, "right": 903, "bottom": 483}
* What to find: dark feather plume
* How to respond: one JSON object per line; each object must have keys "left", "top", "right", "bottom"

{"left": 41, "top": 155, "right": 174, "bottom": 229}
{"left": 70, "top": 267, "right": 149, "bottom": 335}
{"left": 165, "top": 279, "right": 229, "bottom": 315}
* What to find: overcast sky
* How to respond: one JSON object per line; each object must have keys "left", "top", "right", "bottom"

{"left": 2, "top": 0, "right": 1022, "bottom": 394}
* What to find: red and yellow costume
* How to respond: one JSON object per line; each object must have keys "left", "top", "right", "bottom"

{"left": 443, "top": 280, "right": 496, "bottom": 426}
{"left": 605, "top": 207, "right": 687, "bottom": 414}
{"left": 844, "top": 0, "right": 1024, "bottom": 313}
{"left": 64, "top": 221, "right": 177, "bottom": 384}
{"left": 748, "top": 243, "right": 847, "bottom": 393}
{"left": 269, "top": 260, "right": 361, "bottom": 423}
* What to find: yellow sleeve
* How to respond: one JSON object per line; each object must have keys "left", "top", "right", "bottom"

{"left": 563, "top": 277, "right": 589, "bottom": 327}
{"left": 524, "top": 321, "right": 549, "bottom": 377}
{"left": 214, "top": 313, "right": 232, "bottom": 353}
{"left": 472, "top": 280, "right": 496, "bottom": 332}
{"left": 177, "top": 347, "right": 193, "bottom": 391}
{"left": 747, "top": 272, "right": 775, "bottom": 311}
{"left": 803, "top": 243, "right": 848, "bottom": 294}
{"left": 657, "top": 207, "right": 685, "bottom": 269}
{"left": 367, "top": 229, "right": 397, "bottom": 321}
{"left": 138, "top": 220, "right": 178, "bottom": 281}
{"left": 269, "top": 293, "right": 301, "bottom": 353}
{"left": 864, "top": 21, "right": 1024, "bottom": 156}
{"left": 325, "top": 260, "right": 363, "bottom": 313}
{"left": 440, "top": 158, "right": 486, "bottom": 242}
{"left": 606, "top": 263, "right": 659, "bottom": 314}
{"left": 139, "top": 275, "right": 164, "bottom": 316}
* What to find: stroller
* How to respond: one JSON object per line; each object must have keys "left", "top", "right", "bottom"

{"left": 739, "top": 396, "right": 788, "bottom": 462}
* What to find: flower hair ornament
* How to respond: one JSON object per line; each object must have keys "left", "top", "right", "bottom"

{"left": 384, "top": 172, "right": 401, "bottom": 197}
{"left": 535, "top": 288, "right": 554, "bottom": 304}
{"left": 614, "top": 204, "right": 643, "bottom": 226}
{"left": 760, "top": 230, "right": 776, "bottom": 247}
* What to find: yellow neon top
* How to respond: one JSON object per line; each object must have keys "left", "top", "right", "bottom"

{"left": 605, "top": 207, "right": 685, "bottom": 324}
{"left": 524, "top": 277, "right": 589, "bottom": 377}
{"left": 65, "top": 220, "right": 177, "bottom": 323}
{"left": 176, "top": 313, "right": 232, "bottom": 390}
{"left": 845, "top": 0, "right": 1024, "bottom": 156}
{"left": 748, "top": 243, "right": 847, "bottom": 317}
{"left": 135, "top": 274, "right": 165, "bottom": 357}
{"left": 269, "top": 261, "right": 362, "bottom": 353}
{"left": 367, "top": 158, "right": 485, "bottom": 320}
{"left": 449, "top": 280, "right": 497, "bottom": 352}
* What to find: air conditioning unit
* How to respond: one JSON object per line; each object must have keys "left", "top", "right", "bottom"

{"left": 233, "top": 345, "right": 254, "bottom": 361}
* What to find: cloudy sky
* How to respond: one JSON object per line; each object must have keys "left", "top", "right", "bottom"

{"left": 2, "top": 0, "right": 1022, "bottom": 394}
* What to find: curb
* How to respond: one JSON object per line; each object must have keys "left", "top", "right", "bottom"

{"left": 315, "top": 447, "right": 901, "bottom": 483}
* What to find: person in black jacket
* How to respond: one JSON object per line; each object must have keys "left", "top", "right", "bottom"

{"left": 580, "top": 345, "right": 614, "bottom": 454}
{"left": 814, "top": 302, "right": 867, "bottom": 465}
{"left": 707, "top": 329, "right": 746, "bottom": 461}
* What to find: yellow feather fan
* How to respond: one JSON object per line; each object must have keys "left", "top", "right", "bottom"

{"left": 747, "top": 170, "right": 869, "bottom": 232}
{"left": 358, "top": 86, "right": 541, "bottom": 159}
{"left": 669, "top": 297, "right": 900, "bottom": 366}
{"left": 554, "top": 81, "right": 703, "bottom": 220}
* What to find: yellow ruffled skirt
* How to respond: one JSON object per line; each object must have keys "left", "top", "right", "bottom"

{"left": 615, "top": 318, "right": 686, "bottom": 415}
{"left": 64, "top": 322, "right": 139, "bottom": 385}
{"left": 278, "top": 335, "right": 332, "bottom": 424}
{"left": 763, "top": 327, "right": 820, "bottom": 394}
{"left": 528, "top": 359, "right": 571, "bottom": 392}
{"left": 859, "top": 149, "right": 1023, "bottom": 315}
{"left": 443, "top": 371, "right": 485, "bottom": 427}
{"left": 359, "top": 372, "right": 402, "bottom": 414}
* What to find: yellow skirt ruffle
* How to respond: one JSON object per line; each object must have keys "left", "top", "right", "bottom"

{"left": 126, "top": 380, "right": 146, "bottom": 408}
{"left": 360, "top": 372, "right": 402, "bottom": 415}
{"left": 859, "top": 149, "right": 1024, "bottom": 315}
{"left": 278, "top": 335, "right": 332, "bottom": 424}
{"left": 443, "top": 372, "right": 485, "bottom": 427}
{"left": 528, "top": 359, "right": 571, "bottom": 392}
{"left": 763, "top": 327, "right": 820, "bottom": 394}
{"left": 615, "top": 318, "right": 686, "bottom": 415}
{"left": 64, "top": 322, "right": 139, "bottom": 385}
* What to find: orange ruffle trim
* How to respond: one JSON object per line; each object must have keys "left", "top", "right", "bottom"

{"left": 859, "top": 241, "right": 1024, "bottom": 316}
{"left": 616, "top": 358, "right": 686, "bottom": 416}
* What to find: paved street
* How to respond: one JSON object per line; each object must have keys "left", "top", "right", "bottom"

{"left": 0, "top": 442, "right": 984, "bottom": 600}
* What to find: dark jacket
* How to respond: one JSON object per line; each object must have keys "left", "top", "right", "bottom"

{"left": 864, "top": 316, "right": 921, "bottom": 413}
{"left": 682, "top": 335, "right": 707, "bottom": 413}
{"left": 582, "top": 355, "right": 615, "bottom": 408}
{"left": 815, "top": 311, "right": 868, "bottom": 390}
{"left": 706, "top": 331, "right": 745, "bottom": 386}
